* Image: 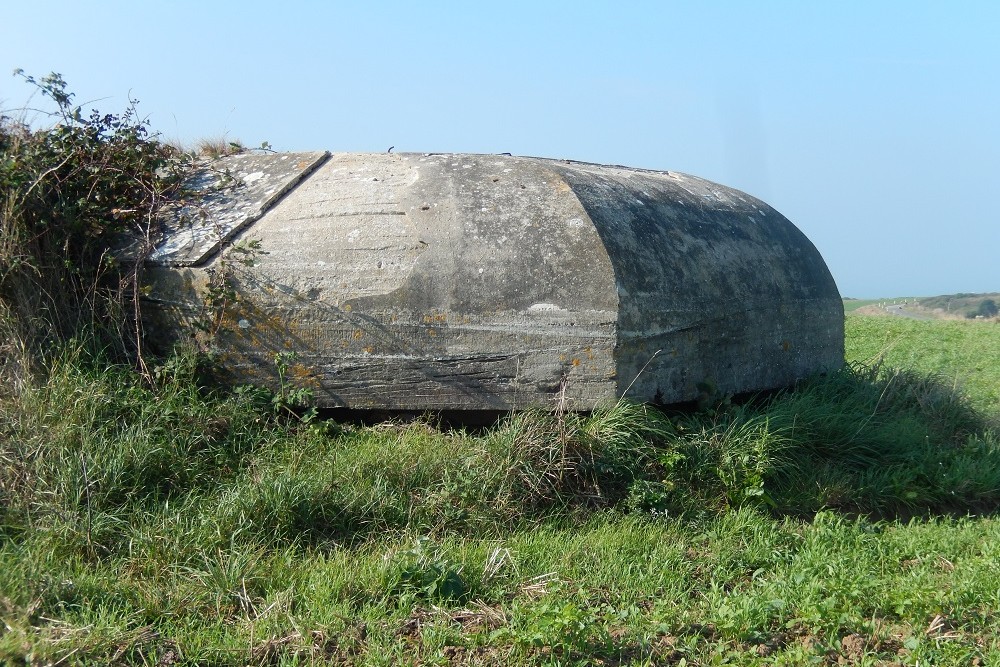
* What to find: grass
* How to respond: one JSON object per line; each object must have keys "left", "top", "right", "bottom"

{"left": 1, "top": 317, "right": 1000, "bottom": 665}
{"left": 193, "top": 137, "right": 247, "bottom": 158}
{"left": 847, "top": 315, "right": 1000, "bottom": 415}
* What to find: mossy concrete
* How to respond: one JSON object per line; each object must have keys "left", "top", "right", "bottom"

{"left": 145, "top": 152, "right": 843, "bottom": 410}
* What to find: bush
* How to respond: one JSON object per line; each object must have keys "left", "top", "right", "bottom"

{"left": 1, "top": 71, "right": 184, "bottom": 383}
{"left": 970, "top": 298, "right": 998, "bottom": 319}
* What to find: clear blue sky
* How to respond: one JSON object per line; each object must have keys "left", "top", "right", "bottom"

{"left": 3, "top": 1, "right": 997, "bottom": 298}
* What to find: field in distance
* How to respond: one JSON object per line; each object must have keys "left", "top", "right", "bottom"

{"left": 845, "top": 292, "right": 1000, "bottom": 320}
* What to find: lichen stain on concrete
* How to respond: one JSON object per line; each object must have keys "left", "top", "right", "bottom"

{"left": 144, "top": 152, "right": 843, "bottom": 411}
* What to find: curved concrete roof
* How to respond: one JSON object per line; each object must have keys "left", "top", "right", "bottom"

{"left": 145, "top": 152, "right": 843, "bottom": 410}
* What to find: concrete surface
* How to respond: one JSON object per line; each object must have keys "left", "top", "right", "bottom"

{"left": 144, "top": 152, "right": 844, "bottom": 410}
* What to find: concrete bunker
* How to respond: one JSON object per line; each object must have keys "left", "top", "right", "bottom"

{"left": 144, "top": 151, "right": 844, "bottom": 410}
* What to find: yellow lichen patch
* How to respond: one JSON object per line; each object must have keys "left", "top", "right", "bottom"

{"left": 353, "top": 330, "right": 364, "bottom": 340}
{"left": 290, "top": 363, "right": 321, "bottom": 389}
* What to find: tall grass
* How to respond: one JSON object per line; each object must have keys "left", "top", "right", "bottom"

{"left": 9, "top": 352, "right": 989, "bottom": 562}
{"left": 2, "top": 317, "right": 999, "bottom": 664}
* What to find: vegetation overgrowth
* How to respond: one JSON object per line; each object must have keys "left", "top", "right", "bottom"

{"left": 3, "top": 75, "right": 1000, "bottom": 665}
{"left": 0, "top": 72, "right": 188, "bottom": 386}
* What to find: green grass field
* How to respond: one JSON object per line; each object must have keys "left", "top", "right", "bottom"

{"left": 847, "top": 316, "right": 1000, "bottom": 415}
{"left": 2, "top": 316, "right": 999, "bottom": 666}
{"left": 842, "top": 298, "right": 912, "bottom": 313}
{"left": 843, "top": 299, "right": 879, "bottom": 313}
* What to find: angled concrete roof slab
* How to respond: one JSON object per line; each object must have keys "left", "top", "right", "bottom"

{"left": 151, "top": 151, "right": 329, "bottom": 266}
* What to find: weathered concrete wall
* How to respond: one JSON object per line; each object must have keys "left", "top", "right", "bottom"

{"left": 144, "top": 152, "right": 843, "bottom": 410}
